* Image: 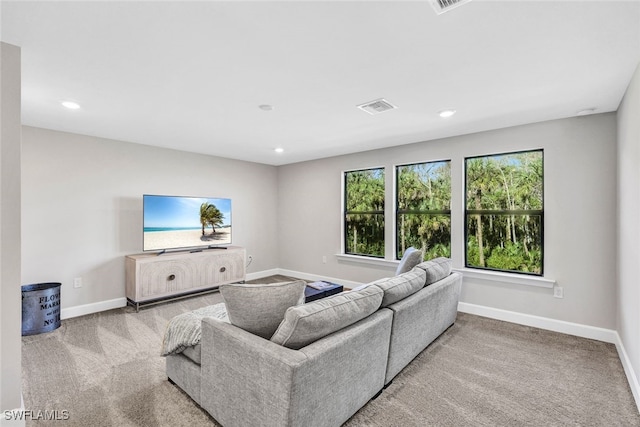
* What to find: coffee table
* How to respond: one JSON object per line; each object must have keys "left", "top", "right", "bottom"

{"left": 304, "top": 281, "right": 343, "bottom": 303}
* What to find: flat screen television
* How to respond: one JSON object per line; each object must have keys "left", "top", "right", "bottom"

{"left": 143, "top": 194, "right": 232, "bottom": 252}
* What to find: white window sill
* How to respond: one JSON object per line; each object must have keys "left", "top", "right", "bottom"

{"left": 335, "top": 254, "right": 556, "bottom": 289}
{"left": 453, "top": 268, "right": 556, "bottom": 289}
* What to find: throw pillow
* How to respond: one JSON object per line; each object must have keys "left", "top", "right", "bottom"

{"left": 370, "top": 268, "right": 426, "bottom": 307}
{"left": 395, "top": 247, "right": 424, "bottom": 275}
{"left": 270, "top": 285, "right": 384, "bottom": 350}
{"left": 416, "top": 257, "right": 452, "bottom": 285}
{"left": 219, "top": 280, "right": 306, "bottom": 339}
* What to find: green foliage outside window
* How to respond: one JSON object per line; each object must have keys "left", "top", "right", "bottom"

{"left": 344, "top": 168, "right": 385, "bottom": 257}
{"left": 465, "top": 150, "right": 543, "bottom": 275}
{"left": 396, "top": 161, "right": 451, "bottom": 261}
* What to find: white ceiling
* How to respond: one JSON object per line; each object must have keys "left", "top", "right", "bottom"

{"left": 2, "top": 1, "right": 640, "bottom": 166}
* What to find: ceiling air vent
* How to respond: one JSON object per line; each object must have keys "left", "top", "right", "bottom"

{"left": 357, "top": 98, "right": 398, "bottom": 115}
{"left": 430, "top": 0, "right": 472, "bottom": 15}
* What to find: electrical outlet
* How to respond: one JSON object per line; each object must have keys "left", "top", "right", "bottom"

{"left": 322, "top": 256, "right": 327, "bottom": 264}
{"left": 73, "top": 277, "right": 83, "bottom": 288}
{"left": 553, "top": 286, "right": 563, "bottom": 299}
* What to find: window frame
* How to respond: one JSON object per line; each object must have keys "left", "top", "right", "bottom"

{"left": 343, "top": 167, "right": 386, "bottom": 258}
{"left": 464, "top": 149, "right": 544, "bottom": 276}
{"left": 395, "top": 159, "right": 452, "bottom": 261}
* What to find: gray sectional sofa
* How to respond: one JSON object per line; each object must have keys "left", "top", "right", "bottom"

{"left": 164, "top": 257, "right": 462, "bottom": 427}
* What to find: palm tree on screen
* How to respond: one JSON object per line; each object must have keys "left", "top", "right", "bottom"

{"left": 200, "top": 203, "right": 224, "bottom": 235}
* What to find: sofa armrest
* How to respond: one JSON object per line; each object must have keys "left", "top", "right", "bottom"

{"left": 200, "top": 309, "right": 392, "bottom": 427}
{"left": 200, "top": 317, "right": 305, "bottom": 427}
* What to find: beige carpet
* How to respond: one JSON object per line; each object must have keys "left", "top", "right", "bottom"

{"left": 21, "top": 280, "right": 640, "bottom": 426}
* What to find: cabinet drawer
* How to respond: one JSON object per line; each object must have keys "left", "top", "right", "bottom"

{"left": 138, "top": 259, "right": 199, "bottom": 298}
{"left": 202, "top": 252, "right": 246, "bottom": 286}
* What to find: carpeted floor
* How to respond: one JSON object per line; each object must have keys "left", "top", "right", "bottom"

{"left": 21, "top": 277, "right": 640, "bottom": 426}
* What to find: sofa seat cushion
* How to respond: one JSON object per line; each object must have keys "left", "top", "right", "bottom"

{"left": 371, "top": 268, "right": 426, "bottom": 307}
{"left": 270, "top": 285, "right": 384, "bottom": 350}
{"left": 161, "top": 302, "right": 229, "bottom": 357}
{"left": 416, "top": 257, "right": 452, "bottom": 285}
{"left": 220, "top": 280, "right": 307, "bottom": 339}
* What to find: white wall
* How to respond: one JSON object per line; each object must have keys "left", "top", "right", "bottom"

{"left": 0, "top": 42, "right": 23, "bottom": 417}
{"left": 278, "top": 114, "right": 618, "bottom": 330}
{"left": 617, "top": 62, "right": 640, "bottom": 397}
{"left": 21, "top": 127, "right": 279, "bottom": 312}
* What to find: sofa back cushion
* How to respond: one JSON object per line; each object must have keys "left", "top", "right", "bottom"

{"left": 371, "top": 268, "right": 426, "bottom": 307}
{"left": 416, "top": 257, "right": 452, "bottom": 285}
{"left": 220, "top": 280, "right": 306, "bottom": 339}
{"left": 270, "top": 285, "right": 383, "bottom": 350}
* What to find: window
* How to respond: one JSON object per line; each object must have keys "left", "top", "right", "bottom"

{"left": 344, "top": 168, "right": 385, "bottom": 257}
{"left": 465, "top": 150, "right": 543, "bottom": 275}
{"left": 396, "top": 161, "right": 451, "bottom": 260}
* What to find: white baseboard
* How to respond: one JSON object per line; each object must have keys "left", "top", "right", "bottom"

{"left": 458, "top": 302, "right": 618, "bottom": 343}
{"left": 276, "top": 268, "right": 363, "bottom": 289}
{"left": 246, "top": 269, "right": 280, "bottom": 282}
{"left": 60, "top": 297, "right": 127, "bottom": 320}
{"left": 613, "top": 332, "right": 640, "bottom": 411}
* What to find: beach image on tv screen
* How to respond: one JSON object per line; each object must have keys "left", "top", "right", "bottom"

{"left": 143, "top": 195, "right": 232, "bottom": 251}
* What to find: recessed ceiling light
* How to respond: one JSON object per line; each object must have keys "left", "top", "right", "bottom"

{"left": 61, "top": 101, "right": 81, "bottom": 110}
{"left": 259, "top": 104, "right": 274, "bottom": 111}
{"left": 576, "top": 108, "right": 596, "bottom": 116}
{"left": 439, "top": 109, "right": 456, "bottom": 118}
{"left": 274, "top": 147, "right": 284, "bottom": 153}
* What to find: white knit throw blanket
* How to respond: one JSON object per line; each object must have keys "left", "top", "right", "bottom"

{"left": 160, "top": 302, "right": 229, "bottom": 356}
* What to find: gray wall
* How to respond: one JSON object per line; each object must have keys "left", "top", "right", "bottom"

{"left": 18, "top": 103, "right": 623, "bottom": 332}
{"left": 21, "top": 127, "right": 279, "bottom": 311}
{"left": 278, "top": 114, "right": 618, "bottom": 329}
{"left": 0, "top": 42, "right": 22, "bottom": 414}
{"left": 617, "top": 62, "right": 640, "bottom": 393}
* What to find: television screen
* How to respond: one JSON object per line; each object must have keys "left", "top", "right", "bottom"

{"left": 143, "top": 194, "right": 232, "bottom": 252}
